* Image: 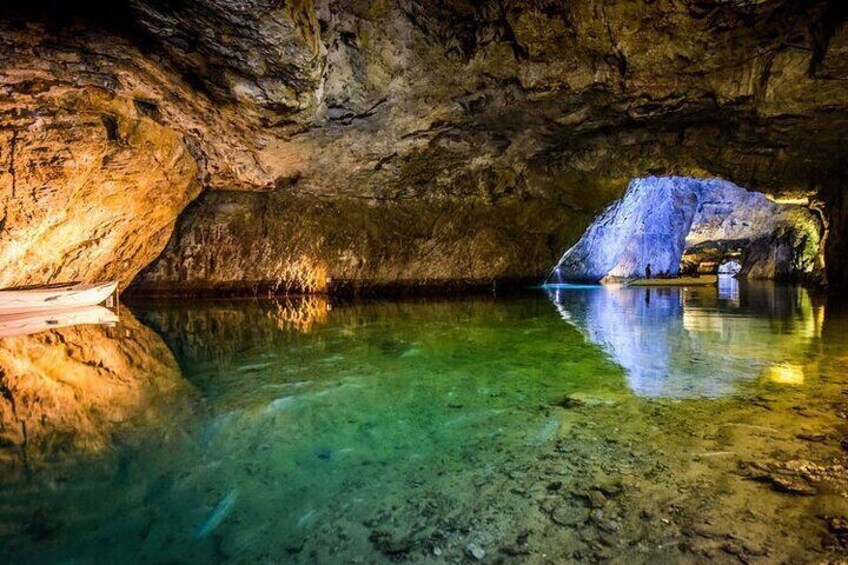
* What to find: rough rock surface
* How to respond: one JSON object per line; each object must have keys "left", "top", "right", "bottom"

{"left": 549, "top": 176, "right": 822, "bottom": 282}
{"left": 1, "top": 1, "right": 848, "bottom": 290}
{"left": 0, "top": 22, "right": 203, "bottom": 288}
{"left": 133, "top": 188, "right": 584, "bottom": 294}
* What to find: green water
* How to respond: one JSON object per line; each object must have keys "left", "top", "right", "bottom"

{"left": 1, "top": 281, "right": 847, "bottom": 563}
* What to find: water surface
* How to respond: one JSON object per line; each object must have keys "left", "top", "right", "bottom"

{"left": 1, "top": 282, "right": 847, "bottom": 563}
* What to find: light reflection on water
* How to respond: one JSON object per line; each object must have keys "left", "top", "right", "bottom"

{"left": 548, "top": 281, "right": 823, "bottom": 398}
{"left": 0, "top": 285, "right": 846, "bottom": 563}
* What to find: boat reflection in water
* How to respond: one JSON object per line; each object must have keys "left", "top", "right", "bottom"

{"left": 0, "top": 306, "right": 119, "bottom": 339}
{"left": 546, "top": 280, "right": 823, "bottom": 398}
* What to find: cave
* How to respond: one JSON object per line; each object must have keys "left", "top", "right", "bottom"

{"left": 2, "top": 2, "right": 848, "bottom": 563}
{"left": 548, "top": 176, "right": 825, "bottom": 284}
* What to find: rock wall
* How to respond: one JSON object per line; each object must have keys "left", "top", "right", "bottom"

{"left": 132, "top": 190, "right": 585, "bottom": 294}
{"left": 0, "top": 22, "right": 204, "bottom": 288}
{"left": 549, "top": 177, "right": 822, "bottom": 283}
{"left": 1, "top": 1, "right": 847, "bottom": 291}
{"left": 824, "top": 174, "right": 848, "bottom": 288}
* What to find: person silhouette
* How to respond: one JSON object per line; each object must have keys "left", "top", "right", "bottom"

{"left": 645, "top": 264, "right": 652, "bottom": 279}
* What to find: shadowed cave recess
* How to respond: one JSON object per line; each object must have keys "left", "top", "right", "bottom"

{"left": 1, "top": 0, "right": 848, "bottom": 293}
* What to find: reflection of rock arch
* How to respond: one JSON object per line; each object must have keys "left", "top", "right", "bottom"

{"left": 547, "top": 284, "right": 820, "bottom": 398}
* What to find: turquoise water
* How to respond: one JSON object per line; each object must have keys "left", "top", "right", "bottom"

{"left": 1, "top": 281, "right": 847, "bottom": 562}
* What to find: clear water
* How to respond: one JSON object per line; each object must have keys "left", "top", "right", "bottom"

{"left": 1, "top": 280, "right": 847, "bottom": 563}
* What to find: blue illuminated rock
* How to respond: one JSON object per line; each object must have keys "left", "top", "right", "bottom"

{"left": 549, "top": 176, "right": 821, "bottom": 283}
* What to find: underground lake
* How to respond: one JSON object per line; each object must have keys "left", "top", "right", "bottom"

{"left": 3, "top": 1, "right": 848, "bottom": 563}
{"left": 1, "top": 281, "right": 847, "bottom": 563}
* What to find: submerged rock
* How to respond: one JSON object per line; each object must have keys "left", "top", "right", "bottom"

{"left": 532, "top": 417, "right": 561, "bottom": 445}
{"left": 555, "top": 393, "right": 619, "bottom": 409}
{"left": 465, "top": 542, "right": 486, "bottom": 561}
{"left": 768, "top": 476, "right": 818, "bottom": 496}
{"left": 549, "top": 502, "right": 591, "bottom": 528}
{"left": 368, "top": 530, "right": 413, "bottom": 556}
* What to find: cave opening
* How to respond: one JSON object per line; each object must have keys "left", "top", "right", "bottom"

{"left": 548, "top": 176, "right": 825, "bottom": 285}
{"left": 717, "top": 259, "right": 742, "bottom": 275}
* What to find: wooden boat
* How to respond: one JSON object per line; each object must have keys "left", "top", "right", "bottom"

{"left": 626, "top": 275, "right": 718, "bottom": 287}
{"left": 0, "top": 306, "right": 119, "bottom": 339}
{"left": 0, "top": 281, "right": 117, "bottom": 315}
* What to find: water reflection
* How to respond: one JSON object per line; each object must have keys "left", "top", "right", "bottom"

{"left": 134, "top": 295, "right": 331, "bottom": 393}
{"left": 717, "top": 273, "right": 739, "bottom": 304}
{"left": 3, "top": 297, "right": 624, "bottom": 562}
{"left": 0, "top": 310, "right": 191, "bottom": 471}
{"left": 0, "top": 305, "right": 118, "bottom": 338}
{"left": 547, "top": 282, "right": 823, "bottom": 398}
{"left": 1, "top": 291, "right": 846, "bottom": 563}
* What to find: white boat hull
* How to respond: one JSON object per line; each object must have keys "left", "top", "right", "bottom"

{"left": 0, "top": 306, "right": 119, "bottom": 339}
{"left": 0, "top": 281, "right": 118, "bottom": 315}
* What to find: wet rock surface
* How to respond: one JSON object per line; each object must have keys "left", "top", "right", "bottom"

{"left": 131, "top": 190, "right": 578, "bottom": 295}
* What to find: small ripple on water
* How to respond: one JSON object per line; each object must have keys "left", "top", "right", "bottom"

{"left": 262, "top": 396, "right": 296, "bottom": 414}
{"left": 261, "top": 380, "right": 313, "bottom": 390}
{"left": 296, "top": 508, "right": 317, "bottom": 528}
{"left": 237, "top": 362, "right": 273, "bottom": 373}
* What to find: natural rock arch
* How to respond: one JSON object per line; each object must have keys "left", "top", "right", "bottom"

{"left": 548, "top": 176, "right": 824, "bottom": 284}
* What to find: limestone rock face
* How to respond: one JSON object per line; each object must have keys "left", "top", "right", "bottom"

{"left": 550, "top": 178, "right": 702, "bottom": 282}
{"left": 0, "top": 23, "right": 203, "bottom": 288}
{"left": 0, "top": 95, "right": 199, "bottom": 289}
{"left": 1, "top": 1, "right": 848, "bottom": 290}
{"left": 133, "top": 190, "right": 582, "bottom": 293}
{"left": 549, "top": 177, "right": 822, "bottom": 282}
{"left": 131, "top": 0, "right": 848, "bottom": 290}
{"left": 127, "top": 0, "right": 324, "bottom": 120}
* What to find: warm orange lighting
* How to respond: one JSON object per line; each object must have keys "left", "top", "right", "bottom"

{"left": 0, "top": 311, "right": 190, "bottom": 467}
{"left": 267, "top": 295, "right": 330, "bottom": 334}
{"left": 273, "top": 255, "right": 329, "bottom": 294}
{"left": 765, "top": 363, "right": 805, "bottom": 385}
